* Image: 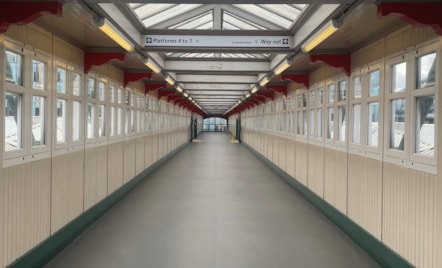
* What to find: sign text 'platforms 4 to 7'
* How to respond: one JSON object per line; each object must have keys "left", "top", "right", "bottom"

{"left": 144, "top": 35, "right": 292, "bottom": 48}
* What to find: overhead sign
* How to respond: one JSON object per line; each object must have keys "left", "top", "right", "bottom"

{"left": 144, "top": 35, "right": 292, "bottom": 48}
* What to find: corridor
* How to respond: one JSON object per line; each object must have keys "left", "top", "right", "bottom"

{"left": 45, "top": 133, "right": 379, "bottom": 268}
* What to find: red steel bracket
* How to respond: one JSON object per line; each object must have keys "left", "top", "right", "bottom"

{"left": 266, "top": 85, "right": 288, "bottom": 96}
{"left": 158, "top": 89, "right": 175, "bottom": 99}
{"left": 0, "top": 1, "right": 62, "bottom": 33}
{"left": 145, "top": 83, "right": 167, "bottom": 95}
{"left": 84, "top": 52, "right": 125, "bottom": 74}
{"left": 167, "top": 95, "right": 181, "bottom": 103}
{"left": 280, "top": 74, "right": 309, "bottom": 88}
{"left": 377, "top": 2, "right": 442, "bottom": 35}
{"left": 257, "top": 91, "right": 274, "bottom": 100}
{"left": 124, "top": 72, "right": 152, "bottom": 88}
{"left": 310, "top": 54, "right": 351, "bottom": 76}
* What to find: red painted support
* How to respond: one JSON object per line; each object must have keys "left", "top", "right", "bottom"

{"left": 158, "top": 89, "right": 175, "bottom": 99}
{"left": 280, "top": 74, "right": 309, "bottom": 88}
{"left": 84, "top": 52, "right": 125, "bottom": 74}
{"left": 145, "top": 83, "right": 167, "bottom": 95}
{"left": 0, "top": 1, "right": 62, "bottom": 33}
{"left": 257, "top": 91, "right": 274, "bottom": 100}
{"left": 124, "top": 72, "right": 152, "bottom": 88}
{"left": 377, "top": 2, "right": 442, "bottom": 35}
{"left": 253, "top": 95, "right": 266, "bottom": 104}
{"left": 168, "top": 95, "right": 181, "bottom": 103}
{"left": 266, "top": 85, "right": 288, "bottom": 96}
{"left": 310, "top": 54, "right": 351, "bottom": 76}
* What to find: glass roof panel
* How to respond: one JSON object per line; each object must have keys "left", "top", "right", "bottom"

{"left": 136, "top": 4, "right": 203, "bottom": 28}
{"left": 233, "top": 5, "right": 292, "bottom": 29}
{"left": 129, "top": 4, "right": 175, "bottom": 21}
{"left": 258, "top": 4, "right": 306, "bottom": 21}
{"left": 169, "top": 11, "right": 213, "bottom": 30}
{"left": 223, "top": 11, "right": 266, "bottom": 30}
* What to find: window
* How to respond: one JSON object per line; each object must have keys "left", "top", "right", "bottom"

{"left": 72, "top": 72, "right": 82, "bottom": 142}
{"left": 383, "top": 43, "right": 437, "bottom": 172}
{"left": 97, "top": 81, "right": 106, "bottom": 137}
{"left": 4, "top": 44, "right": 51, "bottom": 164}
{"left": 56, "top": 67, "right": 68, "bottom": 144}
{"left": 317, "top": 86, "right": 323, "bottom": 139}
{"left": 337, "top": 79, "right": 347, "bottom": 142}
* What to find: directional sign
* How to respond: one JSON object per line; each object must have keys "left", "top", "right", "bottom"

{"left": 144, "top": 35, "right": 292, "bottom": 48}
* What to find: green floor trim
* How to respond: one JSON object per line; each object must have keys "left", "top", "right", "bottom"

{"left": 242, "top": 143, "right": 413, "bottom": 268}
{"left": 8, "top": 143, "right": 188, "bottom": 268}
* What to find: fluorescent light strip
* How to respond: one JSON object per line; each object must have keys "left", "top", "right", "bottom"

{"left": 273, "top": 59, "right": 291, "bottom": 75}
{"left": 259, "top": 76, "right": 270, "bottom": 87}
{"left": 251, "top": 86, "right": 258, "bottom": 93}
{"left": 145, "top": 59, "right": 161, "bottom": 73}
{"left": 302, "top": 20, "right": 341, "bottom": 53}
{"left": 164, "top": 75, "right": 174, "bottom": 85}
{"left": 96, "top": 18, "right": 134, "bottom": 52}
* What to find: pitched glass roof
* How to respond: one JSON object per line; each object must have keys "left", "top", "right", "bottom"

{"left": 128, "top": 4, "right": 308, "bottom": 30}
{"left": 164, "top": 52, "right": 270, "bottom": 59}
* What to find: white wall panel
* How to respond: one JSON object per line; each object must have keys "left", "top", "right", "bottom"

{"left": 84, "top": 147, "right": 108, "bottom": 210}
{"left": 124, "top": 140, "right": 136, "bottom": 184}
{"left": 51, "top": 151, "right": 84, "bottom": 233}
{"left": 279, "top": 138, "right": 287, "bottom": 173}
{"left": 135, "top": 137, "right": 145, "bottom": 175}
{"left": 145, "top": 136, "right": 153, "bottom": 169}
{"left": 307, "top": 145, "right": 324, "bottom": 198}
{"left": 383, "top": 163, "right": 436, "bottom": 268}
{"left": 295, "top": 141, "right": 308, "bottom": 185}
{"left": 286, "top": 139, "right": 296, "bottom": 178}
{"left": 348, "top": 154, "right": 382, "bottom": 239}
{"left": 2, "top": 160, "right": 51, "bottom": 266}
{"left": 107, "top": 142, "right": 124, "bottom": 194}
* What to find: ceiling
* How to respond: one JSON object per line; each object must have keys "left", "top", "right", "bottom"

{"left": 35, "top": 0, "right": 406, "bottom": 117}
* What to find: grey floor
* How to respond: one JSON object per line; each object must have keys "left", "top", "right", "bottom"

{"left": 45, "top": 133, "right": 379, "bottom": 268}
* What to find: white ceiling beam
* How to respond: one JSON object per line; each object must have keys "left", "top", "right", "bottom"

{"left": 220, "top": 4, "right": 284, "bottom": 30}
{"left": 165, "top": 60, "right": 270, "bottom": 72}
{"left": 149, "top": 5, "right": 215, "bottom": 29}
{"left": 177, "top": 74, "right": 258, "bottom": 83}
{"left": 184, "top": 83, "right": 251, "bottom": 90}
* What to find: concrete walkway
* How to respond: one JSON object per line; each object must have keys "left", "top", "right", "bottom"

{"left": 45, "top": 133, "right": 379, "bottom": 268}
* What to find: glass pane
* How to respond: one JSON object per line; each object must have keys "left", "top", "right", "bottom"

{"left": 117, "top": 107, "right": 123, "bottom": 135}
{"left": 415, "top": 95, "right": 435, "bottom": 156}
{"left": 5, "top": 92, "right": 22, "bottom": 151}
{"left": 328, "top": 84, "right": 335, "bottom": 103}
{"left": 310, "top": 90, "right": 316, "bottom": 106}
{"left": 110, "top": 107, "right": 115, "bottom": 136}
{"left": 98, "top": 81, "right": 105, "bottom": 101}
{"left": 368, "top": 102, "right": 379, "bottom": 147}
{"left": 32, "top": 96, "right": 45, "bottom": 146}
{"left": 5, "top": 51, "right": 23, "bottom": 86}
{"left": 56, "top": 99, "right": 67, "bottom": 143}
{"left": 297, "top": 111, "right": 302, "bottom": 134}
{"left": 234, "top": 5, "right": 292, "bottom": 29}
{"left": 327, "top": 107, "right": 334, "bottom": 139}
{"left": 352, "top": 104, "right": 361, "bottom": 144}
{"left": 32, "top": 60, "right": 45, "bottom": 90}
{"left": 109, "top": 85, "right": 115, "bottom": 103}
{"left": 73, "top": 101, "right": 81, "bottom": 141}
{"left": 392, "top": 62, "right": 406, "bottom": 93}
{"left": 57, "top": 68, "right": 67, "bottom": 94}
{"left": 87, "top": 103, "right": 95, "bottom": 139}
{"left": 317, "top": 87, "right": 323, "bottom": 105}
{"left": 125, "top": 91, "right": 130, "bottom": 105}
{"left": 118, "top": 89, "right": 122, "bottom": 104}
{"left": 98, "top": 104, "right": 105, "bottom": 137}
{"left": 416, "top": 52, "right": 436, "bottom": 88}
{"left": 302, "top": 92, "right": 308, "bottom": 107}
{"left": 73, "top": 73, "right": 81, "bottom": 96}
{"left": 317, "top": 109, "right": 322, "bottom": 138}
{"left": 303, "top": 110, "right": 307, "bottom": 135}
{"left": 369, "top": 70, "right": 380, "bottom": 96}
{"left": 130, "top": 110, "right": 135, "bottom": 132}
{"left": 338, "top": 106, "right": 346, "bottom": 142}
{"left": 338, "top": 80, "right": 346, "bottom": 101}
{"left": 297, "top": 95, "right": 302, "bottom": 108}
{"left": 88, "top": 78, "right": 95, "bottom": 98}
{"left": 309, "top": 110, "right": 315, "bottom": 136}
{"left": 390, "top": 99, "right": 405, "bottom": 150}
{"left": 125, "top": 108, "right": 131, "bottom": 134}
{"left": 353, "top": 75, "right": 362, "bottom": 99}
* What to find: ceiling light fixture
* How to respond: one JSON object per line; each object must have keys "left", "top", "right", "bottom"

{"left": 95, "top": 18, "right": 134, "bottom": 52}
{"left": 302, "top": 19, "right": 342, "bottom": 53}
{"left": 183, "top": 92, "right": 189, "bottom": 98}
{"left": 251, "top": 86, "right": 258, "bottom": 94}
{"left": 259, "top": 76, "right": 270, "bottom": 87}
{"left": 176, "top": 85, "right": 183, "bottom": 93}
{"left": 273, "top": 59, "right": 293, "bottom": 75}
{"left": 145, "top": 58, "right": 161, "bottom": 73}
{"left": 164, "top": 75, "right": 174, "bottom": 86}
{"left": 245, "top": 93, "right": 251, "bottom": 98}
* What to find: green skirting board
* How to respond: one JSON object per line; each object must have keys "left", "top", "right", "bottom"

{"left": 242, "top": 143, "right": 413, "bottom": 268}
{"left": 8, "top": 143, "right": 188, "bottom": 268}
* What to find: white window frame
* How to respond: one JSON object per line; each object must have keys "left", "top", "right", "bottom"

{"left": 384, "top": 40, "right": 438, "bottom": 174}
{"left": 3, "top": 40, "right": 52, "bottom": 167}
{"left": 336, "top": 75, "right": 349, "bottom": 151}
